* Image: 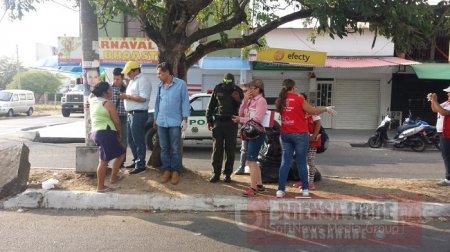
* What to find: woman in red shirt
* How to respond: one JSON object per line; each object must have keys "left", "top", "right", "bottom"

{"left": 276, "top": 79, "right": 335, "bottom": 198}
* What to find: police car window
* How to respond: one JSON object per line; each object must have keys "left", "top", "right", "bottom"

{"left": 190, "top": 96, "right": 210, "bottom": 111}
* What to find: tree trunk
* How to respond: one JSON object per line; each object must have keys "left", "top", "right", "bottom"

{"left": 80, "top": 0, "right": 99, "bottom": 146}
{"left": 158, "top": 44, "right": 188, "bottom": 81}
{"left": 429, "top": 36, "right": 436, "bottom": 61}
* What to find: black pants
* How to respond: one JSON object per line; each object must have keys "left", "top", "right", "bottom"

{"left": 440, "top": 136, "right": 450, "bottom": 180}
{"left": 211, "top": 120, "right": 238, "bottom": 176}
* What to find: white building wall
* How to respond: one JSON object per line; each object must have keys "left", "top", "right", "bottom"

{"left": 266, "top": 28, "right": 394, "bottom": 57}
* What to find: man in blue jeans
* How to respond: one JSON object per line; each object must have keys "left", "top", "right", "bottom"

{"left": 120, "top": 61, "right": 152, "bottom": 174}
{"left": 154, "top": 62, "right": 190, "bottom": 185}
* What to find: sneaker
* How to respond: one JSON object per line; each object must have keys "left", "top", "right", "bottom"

{"left": 234, "top": 168, "right": 245, "bottom": 175}
{"left": 302, "top": 189, "right": 309, "bottom": 197}
{"left": 209, "top": 175, "right": 220, "bottom": 183}
{"left": 309, "top": 182, "right": 316, "bottom": 190}
{"left": 223, "top": 175, "right": 232, "bottom": 183}
{"left": 292, "top": 181, "right": 302, "bottom": 188}
{"left": 256, "top": 184, "right": 266, "bottom": 193}
{"left": 276, "top": 190, "right": 285, "bottom": 198}
{"left": 437, "top": 179, "right": 450, "bottom": 186}
{"left": 242, "top": 187, "right": 256, "bottom": 197}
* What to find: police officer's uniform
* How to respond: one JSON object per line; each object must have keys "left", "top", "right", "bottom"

{"left": 206, "top": 82, "right": 243, "bottom": 181}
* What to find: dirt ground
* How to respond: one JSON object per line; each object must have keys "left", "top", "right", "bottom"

{"left": 28, "top": 167, "right": 450, "bottom": 203}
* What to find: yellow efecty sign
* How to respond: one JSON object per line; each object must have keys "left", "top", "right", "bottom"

{"left": 257, "top": 48, "right": 327, "bottom": 66}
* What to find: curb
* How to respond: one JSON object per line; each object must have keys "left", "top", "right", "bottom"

{"left": 1, "top": 189, "right": 450, "bottom": 218}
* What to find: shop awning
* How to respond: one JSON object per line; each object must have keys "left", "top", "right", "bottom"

{"left": 199, "top": 57, "right": 251, "bottom": 70}
{"left": 322, "top": 57, "right": 420, "bottom": 68}
{"left": 411, "top": 63, "right": 450, "bottom": 80}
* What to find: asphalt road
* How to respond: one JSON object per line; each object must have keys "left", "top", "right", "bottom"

{"left": 0, "top": 209, "right": 449, "bottom": 252}
{"left": 0, "top": 114, "right": 446, "bottom": 179}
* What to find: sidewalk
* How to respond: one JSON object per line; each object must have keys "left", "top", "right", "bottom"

{"left": 2, "top": 167, "right": 450, "bottom": 218}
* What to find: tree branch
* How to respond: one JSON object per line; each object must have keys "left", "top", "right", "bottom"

{"left": 186, "top": 0, "right": 250, "bottom": 46}
{"left": 186, "top": 8, "right": 313, "bottom": 67}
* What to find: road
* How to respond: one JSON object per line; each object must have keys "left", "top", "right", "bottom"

{"left": 0, "top": 209, "right": 449, "bottom": 252}
{"left": 0, "top": 114, "right": 446, "bottom": 179}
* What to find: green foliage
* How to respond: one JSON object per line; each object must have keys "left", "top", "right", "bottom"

{"left": 7, "top": 70, "right": 62, "bottom": 95}
{"left": 0, "top": 56, "right": 25, "bottom": 90}
{"left": 3, "top": 0, "right": 44, "bottom": 20}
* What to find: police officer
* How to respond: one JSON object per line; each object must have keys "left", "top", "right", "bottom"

{"left": 206, "top": 73, "right": 244, "bottom": 183}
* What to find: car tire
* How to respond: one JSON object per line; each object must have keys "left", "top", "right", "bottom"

{"left": 145, "top": 128, "right": 158, "bottom": 151}
{"left": 7, "top": 109, "right": 13, "bottom": 117}
{"left": 26, "top": 107, "right": 33, "bottom": 116}
{"left": 62, "top": 109, "right": 70, "bottom": 117}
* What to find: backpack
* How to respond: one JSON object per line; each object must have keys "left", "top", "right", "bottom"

{"left": 316, "top": 126, "right": 329, "bottom": 154}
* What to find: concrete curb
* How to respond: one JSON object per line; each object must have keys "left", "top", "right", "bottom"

{"left": 1, "top": 189, "right": 450, "bottom": 218}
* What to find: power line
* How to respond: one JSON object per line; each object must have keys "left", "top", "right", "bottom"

{"left": 50, "top": 0, "right": 79, "bottom": 12}
{"left": 0, "top": 10, "right": 7, "bottom": 24}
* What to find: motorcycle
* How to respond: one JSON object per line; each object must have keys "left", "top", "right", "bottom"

{"left": 392, "top": 123, "right": 427, "bottom": 152}
{"left": 400, "top": 117, "right": 440, "bottom": 150}
{"left": 368, "top": 114, "right": 428, "bottom": 152}
{"left": 368, "top": 115, "right": 391, "bottom": 148}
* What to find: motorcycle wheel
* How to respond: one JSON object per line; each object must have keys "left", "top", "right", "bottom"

{"left": 432, "top": 135, "right": 441, "bottom": 151}
{"left": 394, "top": 142, "right": 405, "bottom": 148}
{"left": 368, "top": 135, "right": 382, "bottom": 148}
{"left": 411, "top": 138, "right": 426, "bottom": 152}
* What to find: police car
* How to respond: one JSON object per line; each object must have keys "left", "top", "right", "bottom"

{"left": 145, "top": 92, "right": 215, "bottom": 150}
{"left": 144, "top": 91, "right": 280, "bottom": 150}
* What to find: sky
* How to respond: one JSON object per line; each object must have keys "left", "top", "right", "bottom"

{"left": 0, "top": 0, "right": 79, "bottom": 66}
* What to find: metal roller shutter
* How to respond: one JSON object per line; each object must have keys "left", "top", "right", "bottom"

{"left": 333, "top": 80, "right": 380, "bottom": 129}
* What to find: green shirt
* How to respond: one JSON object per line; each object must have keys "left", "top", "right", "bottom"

{"left": 89, "top": 97, "right": 116, "bottom": 132}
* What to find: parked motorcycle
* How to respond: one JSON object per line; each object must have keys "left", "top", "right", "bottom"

{"left": 368, "top": 114, "right": 428, "bottom": 152}
{"left": 368, "top": 115, "right": 391, "bottom": 148}
{"left": 392, "top": 124, "right": 427, "bottom": 152}
{"left": 401, "top": 117, "right": 440, "bottom": 150}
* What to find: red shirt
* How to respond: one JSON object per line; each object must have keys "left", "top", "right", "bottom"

{"left": 280, "top": 93, "right": 308, "bottom": 133}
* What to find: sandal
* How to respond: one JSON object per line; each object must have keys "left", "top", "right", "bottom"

{"left": 97, "top": 186, "right": 114, "bottom": 193}
{"left": 110, "top": 175, "right": 124, "bottom": 184}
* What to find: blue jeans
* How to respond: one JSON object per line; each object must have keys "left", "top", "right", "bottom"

{"left": 158, "top": 126, "right": 182, "bottom": 171}
{"left": 278, "top": 132, "right": 309, "bottom": 191}
{"left": 127, "top": 112, "right": 148, "bottom": 168}
{"left": 440, "top": 136, "right": 450, "bottom": 180}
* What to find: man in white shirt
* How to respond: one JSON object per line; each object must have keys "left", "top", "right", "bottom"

{"left": 430, "top": 86, "right": 450, "bottom": 186}
{"left": 120, "top": 61, "right": 152, "bottom": 174}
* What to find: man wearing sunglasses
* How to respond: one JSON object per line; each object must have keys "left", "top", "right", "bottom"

{"left": 206, "top": 73, "right": 244, "bottom": 183}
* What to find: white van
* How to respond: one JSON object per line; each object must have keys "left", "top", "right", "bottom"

{"left": 0, "top": 89, "right": 35, "bottom": 117}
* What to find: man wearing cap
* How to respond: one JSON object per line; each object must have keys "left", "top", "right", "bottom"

{"left": 119, "top": 61, "right": 152, "bottom": 174}
{"left": 430, "top": 86, "right": 450, "bottom": 186}
{"left": 111, "top": 68, "right": 128, "bottom": 167}
{"left": 206, "top": 73, "right": 244, "bottom": 183}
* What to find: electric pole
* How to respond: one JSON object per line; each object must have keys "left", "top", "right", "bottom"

{"left": 80, "top": 0, "right": 99, "bottom": 146}
{"left": 16, "top": 44, "right": 21, "bottom": 90}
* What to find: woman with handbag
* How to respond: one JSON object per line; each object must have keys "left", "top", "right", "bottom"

{"left": 275, "top": 79, "right": 336, "bottom": 198}
{"left": 232, "top": 79, "right": 268, "bottom": 197}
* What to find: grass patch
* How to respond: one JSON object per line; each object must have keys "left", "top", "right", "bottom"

{"left": 34, "top": 104, "right": 61, "bottom": 113}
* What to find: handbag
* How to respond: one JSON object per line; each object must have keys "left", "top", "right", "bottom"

{"left": 241, "top": 119, "right": 265, "bottom": 140}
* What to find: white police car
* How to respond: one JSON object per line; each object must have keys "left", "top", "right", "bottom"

{"left": 144, "top": 92, "right": 280, "bottom": 150}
